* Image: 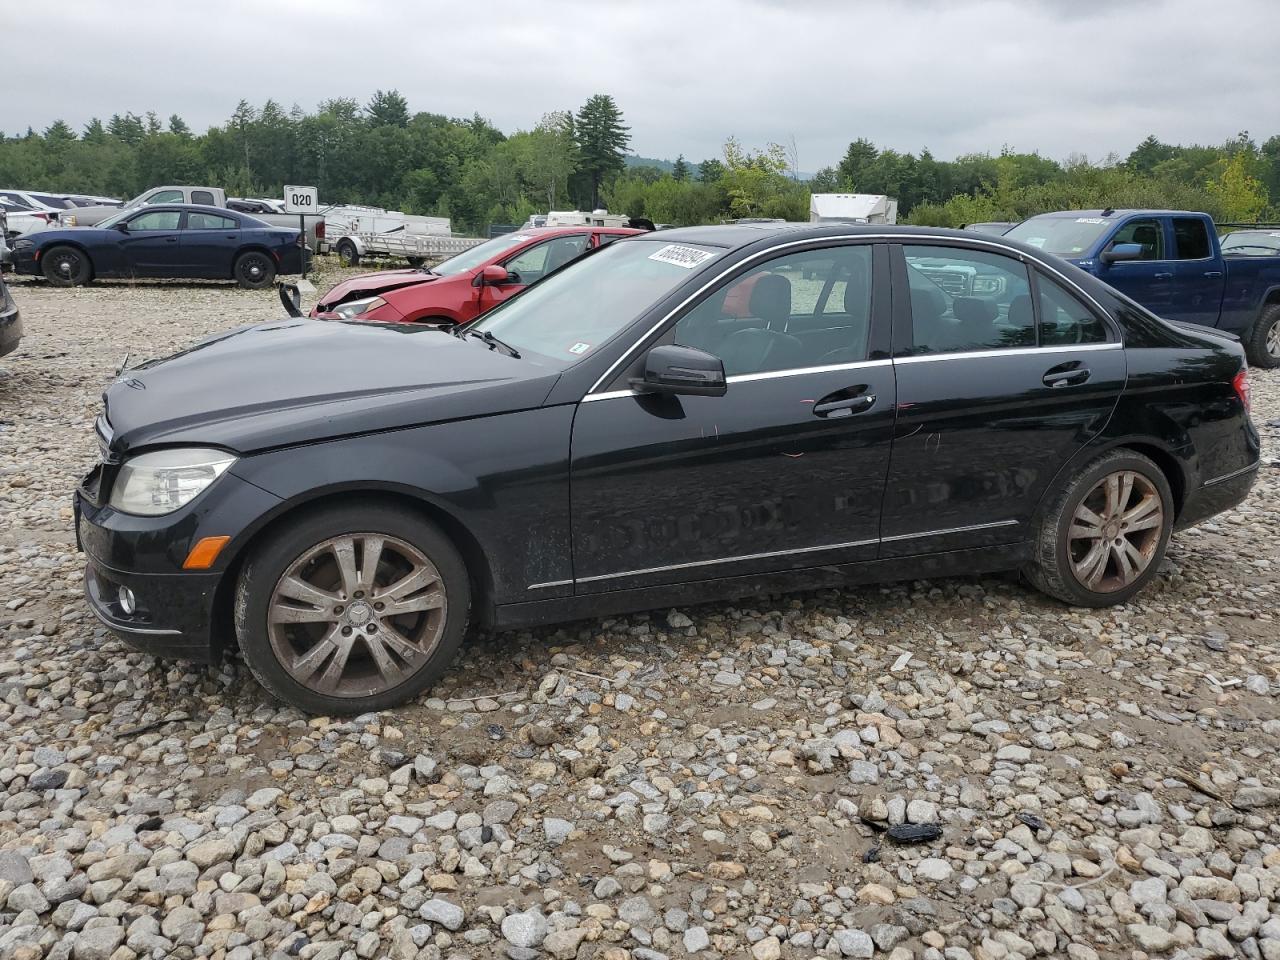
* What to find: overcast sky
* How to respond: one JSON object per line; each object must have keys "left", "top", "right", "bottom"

{"left": 5, "top": 0, "right": 1276, "bottom": 169}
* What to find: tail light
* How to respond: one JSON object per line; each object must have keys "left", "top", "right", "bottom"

{"left": 1232, "top": 368, "right": 1251, "bottom": 414}
{"left": 295, "top": 232, "right": 304, "bottom": 247}
{"left": 315, "top": 220, "right": 325, "bottom": 240}
{"left": 32, "top": 212, "right": 50, "bottom": 222}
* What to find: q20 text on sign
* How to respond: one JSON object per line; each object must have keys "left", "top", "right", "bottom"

{"left": 283, "top": 185, "right": 319, "bottom": 215}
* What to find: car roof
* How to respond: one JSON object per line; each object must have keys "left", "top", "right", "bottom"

{"left": 1024, "top": 209, "right": 1207, "bottom": 220}
{"left": 515, "top": 225, "right": 645, "bottom": 237}
{"left": 649, "top": 222, "right": 1026, "bottom": 251}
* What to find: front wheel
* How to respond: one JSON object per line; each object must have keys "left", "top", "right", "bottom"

{"left": 336, "top": 240, "right": 360, "bottom": 267}
{"left": 1246, "top": 304, "right": 1280, "bottom": 369}
{"left": 234, "top": 503, "right": 471, "bottom": 714}
{"left": 1024, "top": 450, "right": 1173, "bottom": 607}
{"left": 42, "top": 245, "right": 91, "bottom": 286}
{"left": 234, "top": 251, "right": 275, "bottom": 289}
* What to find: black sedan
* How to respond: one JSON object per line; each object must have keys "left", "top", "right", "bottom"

{"left": 76, "top": 224, "right": 1260, "bottom": 713}
{"left": 12, "top": 204, "right": 307, "bottom": 289}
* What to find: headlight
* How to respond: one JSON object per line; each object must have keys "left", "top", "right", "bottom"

{"left": 109, "top": 447, "right": 237, "bottom": 516}
{"left": 13, "top": 239, "right": 33, "bottom": 250}
{"left": 333, "top": 296, "right": 387, "bottom": 319}
{"left": 60, "top": 215, "right": 77, "bottom": 227}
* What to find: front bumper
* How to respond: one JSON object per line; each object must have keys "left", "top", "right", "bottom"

{"left": 75, "top": 460, "right": 283, "bottom": 663}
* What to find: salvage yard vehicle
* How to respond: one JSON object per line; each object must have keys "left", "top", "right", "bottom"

{"left": 312, "top": 226, "right": 645, "bottom": 323}
{"left": 1006, "top": 210, "right": 1280, "bottom": 367}
{"left": 66, "top": 185, "right": 325, "bottom": 252}
{"left": 0, "top": 276, "right": 20, "bottom": 358}
{"left": 76, "top": 223, "right": 1259, "bottom": 713}
{"left": 12, "top": 204, "right": 309, "bottom": 289}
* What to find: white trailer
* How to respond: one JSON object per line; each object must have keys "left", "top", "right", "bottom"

{"left": 324, "top": 205, "right": 483, "bottom": 266}
{"left": 809, "top": 193, "right": 899, "bottom": 225}
{"left": 528, "top": 209, "right": 634, "bottom": 229}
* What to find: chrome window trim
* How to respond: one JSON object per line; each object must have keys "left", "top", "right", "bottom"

{"left": 1202, "top": 460, "right": 1260, "bottom": 487}
{"left": 895, "top": 342, "right": 1121, "bottom": 365}
{"left": 582, "top": 358, "right": 892, "bottom": 402}
{"left": 586, "top": 232, "right": 1118, "bottom": 396}
{"left": 531, "top": 518, "right": 1023, "bottom": 588}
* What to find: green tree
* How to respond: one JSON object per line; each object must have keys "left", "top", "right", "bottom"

{"left": 44, "top": 120, "right": 76, "bottom": 142}
{"left": 168, "top": 115, "right": 192, "bottom": 138}
{"left": 836, "top": 137, "right": 878, "bottom": 189}
{"left": 82, "top": 118, "right": 107, "bottom": 143}
{"left": 1207, "top": 153, "right": 1269, "bottom": 221}
{"left": 672, "top": 154, "right": 689, "bottom": 181}
{"left": 697, "top": 158, "right": 725, "bottom": 183}
{"left": 366, "top": 89, "right": 410, "bottom": 128}
{"left": 573, "top": 94, "right": 630, "bottom": 208}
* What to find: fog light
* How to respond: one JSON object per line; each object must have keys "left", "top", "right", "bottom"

{"left": 118, "top": 585, "right": 136, "bottom": 615}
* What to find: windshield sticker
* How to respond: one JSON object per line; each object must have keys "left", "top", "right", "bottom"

{"left": 508, "top": 234, "right": 533, "bottom": 242}
{"left": 1270, "top": 232, "right": 1280, "bottom": 237}
{"left": 1075, "top": 217, "right": 1107, "bottom": 224}
{"left": 568, "top": 342, "right": 592, "bottom": 355}
{"left": 1025, "top": 238, "right": 1047, "bottom": 249}
{"left": 648, "top": 244, "right": 716, "bottom": 269}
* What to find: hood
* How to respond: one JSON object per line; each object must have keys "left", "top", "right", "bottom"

{"left": 318, "top": 269, "right": 442, "bottom": 308}
{"left": 103, "top": 318, "right": 557, "bottom": 454}
{"left": 65, "top": 204, "right": 122, "bottom": 226}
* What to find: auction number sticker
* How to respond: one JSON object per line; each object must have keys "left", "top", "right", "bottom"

{"left": 568, "top": 342, "right": 592, "bottom": 355}
{"left": 1075, "top": 217, "right": 1107, "bottom": 224}
{"left": 648, "top": 244, "right": 716, "bottom": 269}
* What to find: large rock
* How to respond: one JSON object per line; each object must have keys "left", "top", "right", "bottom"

{"left": 419, "top": 898, "right": 465, "bottom": 931}
{"left": 500, "top": 909, "right": 548, "bottom": 949}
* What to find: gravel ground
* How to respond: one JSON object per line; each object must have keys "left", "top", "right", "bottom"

{"left": 0, "top": 269, "right": 1278, "bottom": 960}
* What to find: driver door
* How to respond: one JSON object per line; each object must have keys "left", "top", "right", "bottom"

{"left": 120, "top": 209, "right": 183, "bottom": 277}
{"left": 567, "top": 242, "right": 895, "bottom": 593}
{"left": 478, "top": 235, "right": 592, "bottom": 317}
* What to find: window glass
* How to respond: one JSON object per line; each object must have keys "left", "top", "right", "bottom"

{"left": 673, "top": 245, "right": 873, "bottom": 376}
{"left": 1108, "top": 219, "right": 1164, "bottom": 260}
{"left": 1172, "top": 217, "right": 1211, "bottom": 260}
{"left": 505, "top": 234, "right": 589, "bottom": 282}
{"left": 902, "top": 245, "right": 1033, "bottom": 355}
{"left": 597, "top": 233, "right": 631, "bottom": 246}
{"left": 31, "top": 194, "right": 73, "bottom": 209}
{"left": 145, "top": 190, "right": 184, "bottom": 205}
{"left": 1037, "top": 273, "right": 1108, "bottom": 346}
{"left": 187, "top": 212, "right": 237, "bottom": 230}
{"left": 191, "top": 190, "right": 216, "bottom": 206}
{"left": 0, "top": 192, "right": 35, "bottom": 210}
{"left": 129, "top": 211, "right": 182, "bottom": 231}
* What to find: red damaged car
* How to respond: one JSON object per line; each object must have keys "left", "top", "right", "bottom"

{"left": 311, "top": 226, "right": 644, "bottom": 324}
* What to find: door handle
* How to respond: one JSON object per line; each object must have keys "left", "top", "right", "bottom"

{"left": 165, "top": 237, "right": 178, "bottom": 243}
{"left": 813, "top": 392, "right": 876, "bottom": 418}
{"left": 1203, "top": 270, "right": 1223, "bottom": 278}
{"left": 1042, "top": 362, "right": 1091, "bottom": 388}
{"left": 1153, "top": 272, "right": 1173, "bottom": 280}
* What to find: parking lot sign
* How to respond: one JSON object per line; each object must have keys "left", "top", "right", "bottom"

{"left": 283, "top": 185, "right": 318, "bottom": 215}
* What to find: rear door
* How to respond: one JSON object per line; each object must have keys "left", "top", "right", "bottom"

{"left": 179, "top": 211, "right": 242, "bottom": 278}
{"left": 881, "top": 242, "right": 1126, "bottom": 557}
{"left": 120, "top": 209, "right": 183, "bottom": 276}
{"left": 1168, "top": 216, "right": 1226, "bottom": 326}
{"left": 1097, "top": 216, "right": 1174, "bottom": 317}
{"left": 568, "top": 241, "right": 895, "bottom": 593}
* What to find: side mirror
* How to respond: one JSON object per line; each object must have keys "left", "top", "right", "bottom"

{"left": 1101, "top": 242, "right": 1143, "bottom": 264}
{"left": 631, "top": 344, "right": 727, "bottom": 397}
{"left": 478, "top": 264, "right": 510, "bottom": 286}
{"left": 278, "top": 282, "right": 303, "bottom": 318}
{"left": 113, "top": 220, "right": 129, "bottom": 233}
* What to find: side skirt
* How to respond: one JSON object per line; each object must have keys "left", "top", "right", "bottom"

{"left": 489, "top": 542, "right": 1031, "bottom": 630}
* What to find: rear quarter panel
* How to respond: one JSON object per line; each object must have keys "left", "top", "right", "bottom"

{"left": 1220, "top": 255, "right": 1280, "bottom": 334}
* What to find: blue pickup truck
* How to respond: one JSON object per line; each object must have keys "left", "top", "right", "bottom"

{"left": 1005, "top": 210, "right": 1280, "bottom": 367}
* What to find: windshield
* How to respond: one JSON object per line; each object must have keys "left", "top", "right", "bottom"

{"left": 1005, "top": 216, "right": 1115, "bottom": 256}
{"left": 95, "top": 209, "right": 130, "bottom": 229}
{"left": 1221, "top": 232, "right": 1280, "bottom": 255}
{"left": 470, "top": 238, "right": 722, "bottom": 367}
{"left": 432, "top": 232, "right": 544, "bottom": 276}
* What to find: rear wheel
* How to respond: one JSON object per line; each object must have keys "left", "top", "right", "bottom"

{"left": 234, "top": 251, "right": 275, "bottom": 289}
{"left": 1246, "top": 303, "right": 1280, "bottom": 369}
{"left": 1025, "top": 450, "right": 1173, "bottom": 607}
{"left": 234, "top": 503, "right": 471, "bottom": 714}
{"left": 41, "top": 245, "right": 90, "bottom": 287}
{"left": 336, "top": 240, "right": 360, "bottom": 267}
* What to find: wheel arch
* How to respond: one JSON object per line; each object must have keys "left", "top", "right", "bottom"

{"left": 209, "top": 483, "right": 496, "bottom": 659}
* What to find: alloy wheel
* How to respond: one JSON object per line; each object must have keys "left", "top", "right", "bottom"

{"left": 50, "top": 251, "right": 80, "bottom": 278}
{"left": 267, "top": 534, "right": 447, "bottom": 698}
{"left": 1267, "top": 319, "right": 1280, "bottom": 360}
{"left": 1067, "top": 470, "right": 1165, "bottom": 593}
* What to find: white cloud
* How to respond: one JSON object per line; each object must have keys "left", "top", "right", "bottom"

{"left": 4, "top": 0, "right": 1275, "bottom": 167}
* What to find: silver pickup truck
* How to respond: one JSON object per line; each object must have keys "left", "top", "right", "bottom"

{"left": 65, "top": 186, "right": 325, "bottom": 252}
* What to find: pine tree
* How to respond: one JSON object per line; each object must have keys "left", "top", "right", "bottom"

{"left": 366, "top": 89, "right": 410, "bottom": 128}
{"left": 82, "top": 118, "right": 107, "bottom": 143}
{"left": 698, "top": 158, "right": 725, "bottom": 183}
{"left": 44, "top": 120, "right": 76, "bottom": 142}
{"left": 169, "top": 114, "right": 192, "bottom": 138}
{"left": 573, "top": 94, "right": 630, "bottom": 208}
{"left": 672, "top": 154, "right": 689, "bottom": 181}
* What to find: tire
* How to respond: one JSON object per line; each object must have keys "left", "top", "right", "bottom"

{"left": 234, "top": 251, "right": 276, "bottom": 290}
{"left": 234, "top": 502, "right": 471, "bottom": 714}
{"left": 1246, "top": 303, "right": 1280, "bottom": 369}
{"left": 41, "top": 245, "right": 91, "bottom": 287}
{"left": 336, "top": 240, "right": 360, "bottom": 267}
{"left": 1024, "top": 449, "right": 1174, "bottom": 608}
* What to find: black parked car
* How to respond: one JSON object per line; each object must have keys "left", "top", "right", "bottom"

{"left": 0, "top": 276, "right": 20, "bottom": 358}
{"left": 76, "top": 224, "right": 1260, "bottom": 713}
{"left": 12, "top": 204, "right": 308, "bottom": 289}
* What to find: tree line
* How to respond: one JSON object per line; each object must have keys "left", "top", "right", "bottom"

{"left": 2, "top": 92, "right": 1278, "bottom": 233}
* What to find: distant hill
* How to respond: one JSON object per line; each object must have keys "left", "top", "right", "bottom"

{"left": 624, "top": 154, "right": 677, "bottom": 173}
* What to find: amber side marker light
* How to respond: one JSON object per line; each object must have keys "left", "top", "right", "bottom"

{"left": 183, "top": 536, "right": 231, "bottom": 570}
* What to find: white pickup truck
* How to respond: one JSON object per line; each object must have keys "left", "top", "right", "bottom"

{"left": 65, "top": 186, "right": 326, "bottom": 252}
